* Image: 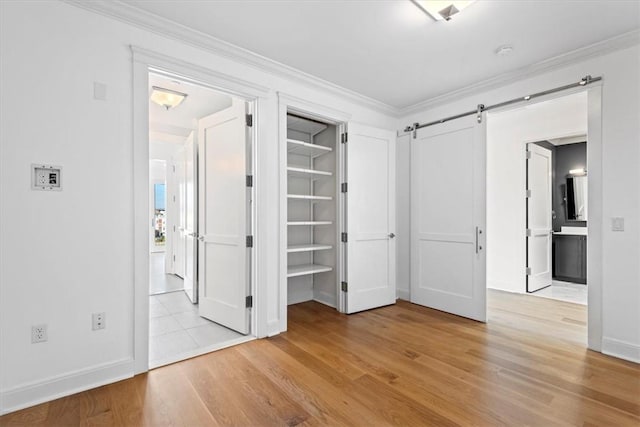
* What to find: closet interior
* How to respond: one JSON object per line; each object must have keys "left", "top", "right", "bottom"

{"left": 286, "top": 113, "right": 339, "bottom": 307}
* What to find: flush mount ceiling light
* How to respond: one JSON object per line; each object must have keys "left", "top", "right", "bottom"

{"left": 495, "top": 45, "right": 515, "bottom": 57}
{"left": 411, "top": 0, "right": 476, "bottom": 21}
{"left": 150, "top": 86, "right": 188, "bottom": 110}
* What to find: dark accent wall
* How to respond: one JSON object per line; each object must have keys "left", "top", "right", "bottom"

{"left": 554, "top": 142, "right": 587, "bottom": 230}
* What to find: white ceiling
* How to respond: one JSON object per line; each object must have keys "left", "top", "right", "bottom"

{"left": 149, "top": 73, "right": 232, "bottom": 141}
{"left": 125, "top": 1, "right": 639, "bottom": 109}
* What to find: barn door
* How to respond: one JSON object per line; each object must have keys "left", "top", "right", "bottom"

{"left": 410, "top": 114, "right": 486, "bottom": 322}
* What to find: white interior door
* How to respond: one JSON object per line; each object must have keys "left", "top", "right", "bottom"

{"left": 527, "top": 143, "right": 552, "bottom": 292}
{"left": 183, "top": 132, "right": 198, "bottom": 303}
{"left": 410, "top": 114, "right": 486, "bottom": 322}
{"left": 197, "top": 99, "right": 250, "bottom": 334}
{"left": 345, "top": 122, "right": 396, "bottom": 314}
{"left": 173, "top": 151, "right": 186, "bottom": 278}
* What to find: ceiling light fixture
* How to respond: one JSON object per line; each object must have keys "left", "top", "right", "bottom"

{"left": 569, "top": 168, "right": 586, "bottom": 175}
{"left": 411, "top": 0, "right": 476, "bottom": 21}
{"left": 150, "top": 86, "right": 188, "bottom": 110}
{"left": 495, "top": 45, "right": 514, "bottom": 57}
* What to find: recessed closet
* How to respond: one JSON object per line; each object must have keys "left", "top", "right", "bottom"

{"left": 286, "top": 114, "right": 339, "bottom": 307}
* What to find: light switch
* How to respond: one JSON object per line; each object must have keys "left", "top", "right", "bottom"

{"left": 32, "top": 164, "right": 62, "bottom": 191}
{"left": 93, "top": 82, "right": 107, "bottom": 101}
{"left": 611, "top": 217, "right": 624, "bottom": 232}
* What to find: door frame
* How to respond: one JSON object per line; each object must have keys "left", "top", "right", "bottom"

{"left": 277, "top": 93, "right": 351, "bottom": 333}
{"left": 132, "top": 46, "right": 269, "bottom": 374}
{"left": 487, "top": 84, "right": 603, "bottom": 352}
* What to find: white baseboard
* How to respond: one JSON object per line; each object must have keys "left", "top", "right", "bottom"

{"left": 396, "top": 288, "right": 410, "bottom": 301}
{"left": 0, "top": 358, "right": 134, "bottom": 415}
{"left": 602, "top": 337, "right": 640, "bottom": 364}
{"left": 313, "top": 290, "right": 336, "bottom": 308}
{"left": 267, "top": 319, "right": 282, "bottom": 337}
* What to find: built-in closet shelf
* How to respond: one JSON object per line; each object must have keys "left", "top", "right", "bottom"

{"left": 287, "top": 166, "right": 332, "bottom": 179}
{"left": 287, "top": 221, "right": 333, "bottom": 226}
{"left": 287, "top": 264, "right": 333, "bottom": 278}
{"left": 287, "top": 194, "right": 333, "bottom": 201}
{"left": 287, "top": 139, "right": 332, "bottom": 157}
{"left": 287, "top": 244, "right": 333, "bottom": 253}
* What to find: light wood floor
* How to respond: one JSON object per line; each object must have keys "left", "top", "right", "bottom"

{"left": 2, "top": 290, "right": 639, "bottom": 426}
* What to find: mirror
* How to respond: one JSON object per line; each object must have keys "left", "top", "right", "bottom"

{"left": 566, "top": 174, "right": 587, "bottom": 221}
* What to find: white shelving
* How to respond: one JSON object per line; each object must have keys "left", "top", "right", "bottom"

{"left": 286, "top": 114, "right": 337, "bottom": 307}
{"left": 287, "top": 166, "right": 332, "bottom": 179}
{"left": 287, "top": 244, "right": 333, "bottom": 253}
{"left": 287, "top": 264, "right": 333, "bottom": 278}
{"left": 287, "top": 221, "right": 332, "bottom": 226}
{"left": 287, "top": 139, "right": 332, "bottom": 158}
{"left": 287, "top": 194, "right": 333, "bottom": 201}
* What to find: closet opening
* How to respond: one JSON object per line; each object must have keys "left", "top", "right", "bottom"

{"left": 286, "top": 112, "right": 343, "bottom": 311}
{"left": 147, "top": 71, "right": 255, "bottom": 369}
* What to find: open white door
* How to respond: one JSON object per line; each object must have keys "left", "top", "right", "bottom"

{"left": 183, "top": 131, "right": 198, "bottom": 303}
{"left": 410, "top": 114, "right": 486, "bottom": 322}
{"left": 197, "top": 99, "right": 250, "bottom": 334}
{"left": 526, "top": 143, "right": 553, "bottom": 292}
{"left": 344, "top": 122, "right": 396, "bottom": 314}
{"left": 173, "top": 149, "right": 186, "bottom": 279}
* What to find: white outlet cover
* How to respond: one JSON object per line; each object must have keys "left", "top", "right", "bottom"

{"left": 32, "top": 164, "right": 62, "bottom": 191}
{"left": 612, "top": 217, "right": 625, "bottom": 231}
{"left": 31, "top": 324, "right": 48, "bottom": 343}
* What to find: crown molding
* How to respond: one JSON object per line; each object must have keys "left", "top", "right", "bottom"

{"left": 60, "top": 1, "right": 639, "bottom": 119}
{"left": 62, "top": 0, "right": 399, "bottom": 117}
{"left": 400, "top": 29, "right": 640, "bottom": 116}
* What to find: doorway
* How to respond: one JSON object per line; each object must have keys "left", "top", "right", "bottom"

{"left": 147, "top": 72, "right": 254, "bottom": 368}
{"left": 486, "top": 91, "right": 589, "bottom": 343}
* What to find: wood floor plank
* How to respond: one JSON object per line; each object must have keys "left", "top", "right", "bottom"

{"left": 1, "top": 290, "right": 639, "bottom": 426}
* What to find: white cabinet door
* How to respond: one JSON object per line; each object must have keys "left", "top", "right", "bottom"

{"left": 197, "top": 100, "right": 250, "bottom": 334}
{"left": 345, "top": 122, "right": 396, "bottom": 314}
{"left": 527, "top": 143, "right": 553, "bottom": 292}
{"left": 411, "top": 115, "right": 486, "bottom": 322}
{"left": 183, "top": 132, "right": 198, "bottom": 303}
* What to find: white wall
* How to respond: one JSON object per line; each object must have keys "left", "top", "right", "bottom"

{"left": 0, "top": 1, "right": 397, "bottom": 413}
{"left": 400, "top": 44, "right": 640, "bottom": 363}
{"left": 486, "top": 93, "right": 587, "bottom": 293}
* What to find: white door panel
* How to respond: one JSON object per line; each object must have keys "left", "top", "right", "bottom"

{"left": 198, "top": 99, "right": 250, "bottom": 334}
{"left": 345, "top": 122, "right": 396, "bottom": 314}
{"left": 411, "top": 115, "right": 486, "bottom": 322}
{"left": 183, "top": 132, "right": 198, "bottom": 303}
{"left": 527, "top": 144, "right": 552, "bottom": 292}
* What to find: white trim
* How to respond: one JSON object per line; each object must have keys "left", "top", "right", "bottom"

{"left": 396, "top": 288, "right": 410, "bottom": 301}
{"left": 602, "top": 337, "right": 640, "bottom": 364}
{"left": 400, "top": 30, "right": 640, "bottom": 115}
{"left": 132, "top": 47, "right": 266, "bottom": 375}
{"left": 0, "top": 358, "right": 133, "bottom": 415}
{"left": 63, "top": 0, "right": 396, "bottom": 116}
{"left": 267, "top": 320, "right": 281, "bottom": 337}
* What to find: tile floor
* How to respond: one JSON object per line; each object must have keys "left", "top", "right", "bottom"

{"left": 149, "top": 291, "right": 248, "bottom": 368}
{"left": 530, "top": 280, "right": 587, "bottom": 305}
{"left": 149, "top": 252, "right": 183, "bottom": 295}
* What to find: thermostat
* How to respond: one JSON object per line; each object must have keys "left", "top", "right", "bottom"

{"left": 32, "top": 164, "right": 62, "bottom": 191}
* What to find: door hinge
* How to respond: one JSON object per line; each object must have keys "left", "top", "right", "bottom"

{"left": 341, "top": 281, "right": 348, "bottom": 292}
{"left": 173, "top": 165, "right": 176, "bottom": 173}
{"left": 341, "top": 232, "right": 348, "bottom": 243}
{"left": 246, "top": 114, "right": 253, "bottom": 127}
{"left": 525, "top": 189, "right": 532, "bottom": 198}
{"left": 246, "top": 295, "right": 253, "bottom": 308}
{"left": 525, "top": 267, "right": 532, "bottom": 275}
{"left": 246, "top": 175, "right": 253, "bottom": 187}
{"left": 173, "top": 255, "right": 176, "bottom": 261}
{"left": 341, "top": 132, "right": 348, "bottom": 143}
{"left": 526, "top": 151, "right": 532, "bottom": 159}
{"left": 341, "top": 182, "right": 348, "bottom": 193}
{"left": 173, "top": 225, "right": 176, "bottom": 232}
{"left": 246, "top": 235, "right": 253, "bottom": 248}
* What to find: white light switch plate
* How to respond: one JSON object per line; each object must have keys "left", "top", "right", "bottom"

{"left": 611, "top": 217, "right": 624, "bottom": 231}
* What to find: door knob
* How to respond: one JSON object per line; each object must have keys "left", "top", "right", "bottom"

{"left": 197, "top": 235, "right": 204, "bottom": 242}
{"left": 389, "top": 233, "right": 395, "bottom": 239}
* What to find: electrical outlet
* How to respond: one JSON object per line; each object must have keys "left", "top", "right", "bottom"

{"left": 31, "top": 324, "right": 48, "bottom": 343}
{"left": 92, "top": 312, "right": 106, "bottom": 330}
